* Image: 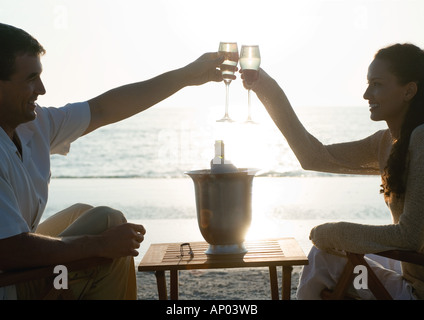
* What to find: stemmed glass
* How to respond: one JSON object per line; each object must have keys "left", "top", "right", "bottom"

{"left": 239, "top": 45, "right": 261, "bottom": 123}
{"left": 217, "top": 42, "right": 239, "bottom": 122}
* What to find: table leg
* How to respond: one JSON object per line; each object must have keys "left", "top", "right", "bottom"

{"left": 170, "top": 270, "right": 179, "bottom": 300}
{"left": 282, "top": 266, "right": 293, "bottom": 300}
{"left": 155, "top": 270, "right": 168, "bottom": 300}
{"left": 269, "top": 266, "right": 279, "bottom": 300}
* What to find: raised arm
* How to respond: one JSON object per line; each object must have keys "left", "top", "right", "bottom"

{"left": 246, "top": 68, "right": 383, "bottom": 175}
{"left": 85, "top": 52, "right": 225, "bottom": 134}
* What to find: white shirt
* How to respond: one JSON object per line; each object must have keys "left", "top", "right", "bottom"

{"left": 0, "top": 101, "right": 90, "bottom": 299}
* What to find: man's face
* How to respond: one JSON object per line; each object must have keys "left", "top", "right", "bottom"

{"left": 0, "top": 53, "right": 46, "bottom": 136}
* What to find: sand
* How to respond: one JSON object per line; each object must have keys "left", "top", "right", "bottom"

{"left": 136, "top": 266, "right": 302, "bottom": 300}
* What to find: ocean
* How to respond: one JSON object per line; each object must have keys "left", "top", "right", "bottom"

{"left": 50, "top": 105, "right": 387, "bottom": 179}
{"left": 45, "top": 105, "right": 390, "bottom": 255}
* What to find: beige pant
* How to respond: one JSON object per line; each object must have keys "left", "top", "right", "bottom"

{"left": 297, "top": 246, "right": 417, "bottom": 300}
{"left": 17, "top": 203, "right": 137, "bottom": 300}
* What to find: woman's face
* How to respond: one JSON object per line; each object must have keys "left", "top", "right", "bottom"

{"left": 363, "top": 58, "right": 413, "bottom": 131}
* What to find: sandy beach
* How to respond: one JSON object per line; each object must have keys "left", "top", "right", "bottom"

{"left": 136, "top": 266, "right": 302, "bottom": 300}
{"left": 43, "top": 176, "right": 391, "bottom": 300}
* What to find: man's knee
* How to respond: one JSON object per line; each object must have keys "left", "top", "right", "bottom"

{"left": 69, "top": 203, "right": 94, "bottom": 213}
{"left": 89, "top": 206, "right": 127, "bottom": 228}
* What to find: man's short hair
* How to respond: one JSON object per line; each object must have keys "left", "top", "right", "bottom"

{"left": 0, "top": 23, "right": 46, "bottom": 80}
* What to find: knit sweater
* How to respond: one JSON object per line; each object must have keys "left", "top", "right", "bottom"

{"left": 255, "top": 75, "right": 424, "bottom": 299}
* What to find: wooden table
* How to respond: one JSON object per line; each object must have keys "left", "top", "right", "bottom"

{"left": 138, "top": 238, "right": 308, "bottom": 300}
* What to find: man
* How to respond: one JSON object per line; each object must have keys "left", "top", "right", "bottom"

{"left": 0, "top": 23, "right": 227, "bottom": 299}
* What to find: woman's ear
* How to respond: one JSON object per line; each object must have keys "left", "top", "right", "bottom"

{"left": 404, "top": 81, "right": 418, "bottom": 102}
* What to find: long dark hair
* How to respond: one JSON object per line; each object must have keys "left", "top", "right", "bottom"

{"left": 379, "top": 43, "right": 424, "bottom": 197}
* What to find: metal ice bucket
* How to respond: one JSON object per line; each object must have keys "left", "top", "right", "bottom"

{"left": 185, "top": 168, "right": 257, "bottom": 254}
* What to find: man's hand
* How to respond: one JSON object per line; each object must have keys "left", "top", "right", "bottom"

{"left": 183, "top": 52, "right": 237, "bottom": 86}
{"left": 86, "top": 52, "right": 238, "bottom": 134}
{"left": 98, "top": 223, "right": 146, "bottom": 258}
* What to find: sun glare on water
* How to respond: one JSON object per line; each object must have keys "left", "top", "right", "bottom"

{"left": 212, "top": 106, "right": 282, "bottom": 175}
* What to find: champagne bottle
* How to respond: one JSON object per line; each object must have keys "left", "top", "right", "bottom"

{"left": 210, "top": 140, "right": 238, "bottom": 174}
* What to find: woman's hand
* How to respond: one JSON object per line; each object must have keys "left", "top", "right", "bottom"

{"left": 240, "top": 68, "right": 273, "bottom": 92}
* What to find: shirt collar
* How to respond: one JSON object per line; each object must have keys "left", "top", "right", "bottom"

{"left": 0, "top": 126, "right": 16, "bottom": 150}
{"left": 16, "top": 124, "right": 34, "bottom": 148}
{"left": 0, "top": 124, "right": 34, "bottom": 161}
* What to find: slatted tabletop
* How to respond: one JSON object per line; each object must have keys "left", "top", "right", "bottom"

{"left": 139, "top": 238, "right": 308, "bottom": 271}
{"left": 138, "top": 238, "right": 308, "bottom": 300}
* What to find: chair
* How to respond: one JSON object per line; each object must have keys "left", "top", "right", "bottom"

{"left": 321, "top": 250, "right": 424, "bottom": 300}
{"left": 0, "top": 257, "right": 112, "bottom": 299}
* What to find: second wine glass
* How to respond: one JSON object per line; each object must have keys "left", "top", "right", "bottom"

{"left": 239, "top": 45, "right": 261, "bottom": 124}
{"left": 217, "top": 42, "right": 239, "bottom": 122}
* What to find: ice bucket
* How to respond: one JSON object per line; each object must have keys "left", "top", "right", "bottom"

{"left": 185, "top": 168, "right": 257, "bottom": 254}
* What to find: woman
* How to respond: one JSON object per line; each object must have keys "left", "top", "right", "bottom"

{"left": 243, "top": 43, "right": 424, "bottom": 299}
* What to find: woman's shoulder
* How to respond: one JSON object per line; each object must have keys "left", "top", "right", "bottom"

{"left": 369, "top": 128, "right": 390, "bottom": 139}
{"left": 368, "top": 128, "right": 391, "bottom": 147}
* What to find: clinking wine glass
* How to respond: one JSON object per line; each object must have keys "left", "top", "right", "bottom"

{"left": 217, "top": 42, "right": 239, "bottom": 122}
{"left": 240, "top": 45, "right": 261, "bottom": 124}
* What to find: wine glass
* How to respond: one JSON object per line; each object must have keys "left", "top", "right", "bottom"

{"left": 217, "top": 42, "right": 239, "bottom": 122}
{"left": 239, "top": 45, "right": 261, "bottom": 123}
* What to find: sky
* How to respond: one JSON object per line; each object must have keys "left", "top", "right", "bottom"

{"left": 1, "top": 0, "right": 424, "bottom": 109}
